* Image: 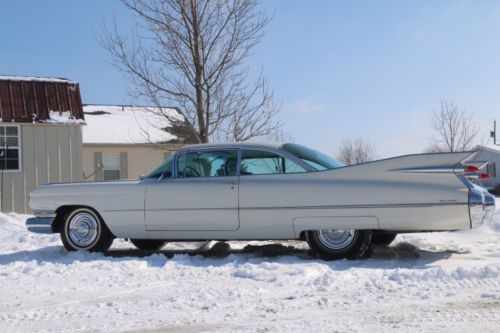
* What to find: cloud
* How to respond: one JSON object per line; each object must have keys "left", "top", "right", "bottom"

{"left": 284, "top": 97, "right": 328, "bottom": 115}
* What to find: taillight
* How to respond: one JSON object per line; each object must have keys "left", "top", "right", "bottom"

{"left": 463, "top": 164, "right": 491, "bottom": 179}
{"left": 464, "top": 165, "right": 479, "bottom": 173}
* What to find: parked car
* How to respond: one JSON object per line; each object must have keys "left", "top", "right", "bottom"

{"left": 26, "top": 142, "right": 495, "bottom": 259}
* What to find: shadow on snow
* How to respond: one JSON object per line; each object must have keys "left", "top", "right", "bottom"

{"left": 0, "top": 241, "right": 458, "bottom": 270}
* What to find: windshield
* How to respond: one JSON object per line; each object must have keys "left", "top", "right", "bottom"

{"left": 145, "top": 156, "right": 173, "bottom": 178}
{"left": 282, "top": 143, "right": 344, "bottom": 171}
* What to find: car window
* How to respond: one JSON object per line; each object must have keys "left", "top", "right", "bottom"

{"left": 177, "top": 150, "right": 238, "bottom": 178}
{"left": 145, "top": 156, "right": 173, "bottom": 179}
{"left": 282, "top": 143, "right": 344, "bottom": 170}
{"left": 240, "top": 150, "right": 306, "bottom": 175}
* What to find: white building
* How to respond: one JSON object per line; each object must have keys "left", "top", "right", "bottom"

{"left": 473, "top": 145, "right": 499, "bottom": 191}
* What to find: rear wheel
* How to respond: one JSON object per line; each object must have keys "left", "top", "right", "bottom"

{"left": 306, "top": 229, "right": 373, "bottom": 260}
{"left": 131, "top": 239, "right": 166, "bottom": 251}
{"left": 372, "top": 232, "right": 397, "bottom": 245}
{"left": 60, "top": 208, "right": 114, "bottom": 252}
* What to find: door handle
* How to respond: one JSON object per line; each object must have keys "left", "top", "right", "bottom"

{"left": 219, "top": 182, "right": 236, "bottom": 189}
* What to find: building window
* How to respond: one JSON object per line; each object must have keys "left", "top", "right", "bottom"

{"left": 102, "top": 153, "right": 121, "bottom": 181}
{"left": 487, "top": 163, "right": 497, "bottom": 178}
{"left": 0, "top": 125, "right": 21, "bottom": 171}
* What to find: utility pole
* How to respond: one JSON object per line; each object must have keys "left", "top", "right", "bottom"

{"left": 491, "top": 120, "right": 497, "bottom": 145}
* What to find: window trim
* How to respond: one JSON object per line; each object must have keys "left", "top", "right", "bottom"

{"left": 169, "top": 146, "right": 313, "bottom": 179}
{"left": 101, "top": 152, "right": 121, "bottom": 181}
{"left": 0, "top": 124, "right": 22, "bottom": 172}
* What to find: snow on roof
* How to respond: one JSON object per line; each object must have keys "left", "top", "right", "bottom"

{"left": 82, "top": 104, "right": 182, "bottom": 144}
{"left": 45, "top": 111, "right": 85, "bottom": 124}
{"left": 475, "top": 144, "right": 500, "bottom": 154}
{"left": 0, "top": 75, "right": 77, "bottom": 84}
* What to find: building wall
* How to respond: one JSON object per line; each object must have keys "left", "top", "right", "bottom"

{"left": 83, "top": 144, "right": 181, "bottom": 181}
{"left": 474, "top": 149, "right": 500, "bottom": 188}
{"left": 0, "top": 123, "right": 83, "bottom": 213}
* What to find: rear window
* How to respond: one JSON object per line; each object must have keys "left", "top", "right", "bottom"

{"left": 282, "top": 143, "right": 344, "bottom": 171}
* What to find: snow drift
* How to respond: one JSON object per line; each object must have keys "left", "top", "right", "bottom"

{"left": 1, "top": 203, "right": 500, "bottom": 332}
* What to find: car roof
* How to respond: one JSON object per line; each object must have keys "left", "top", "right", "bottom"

{"left": 179, "top": 142, "right": 288, "bottom": 151}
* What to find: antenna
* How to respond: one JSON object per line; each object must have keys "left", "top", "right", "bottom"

{"left": 491, "top": 120, "right": 497, "bottom": 145}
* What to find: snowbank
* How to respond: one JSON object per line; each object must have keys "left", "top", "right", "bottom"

{"left": 1, "top": 204, "right": 500, "bottom": 332}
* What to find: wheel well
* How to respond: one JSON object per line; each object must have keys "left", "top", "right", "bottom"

{"left": 52, "top": 205, "right": 112, "bottom": 236}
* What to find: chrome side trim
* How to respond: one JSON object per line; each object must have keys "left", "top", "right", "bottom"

{"left": 26, "top": 217, "right": 55, "bottom": 234}
{"left": 33, "top": 211, "right": 57, "bottom": 219}
{"left": 389, "top": 166, "right": 460, "bottom": 174}
{"left": 104, "top": 202, "right": 467, "bottom": 213}
{"left": 239, "top": 202, "right": 468, "bottom": 210}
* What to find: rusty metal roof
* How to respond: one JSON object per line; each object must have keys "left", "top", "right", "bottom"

{"left": 0, "top": 76, "right": 84, "bottom": 123}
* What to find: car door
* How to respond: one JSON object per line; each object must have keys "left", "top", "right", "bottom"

{"left": 145, "top": 149, "right": 239, "bottom": 231}
{"left": 237, "top": 148, "right": 308, "bottom": 238}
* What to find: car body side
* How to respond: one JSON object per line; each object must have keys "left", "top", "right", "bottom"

{"left": 28, "top": 144, "right": 479, "bottom": 241}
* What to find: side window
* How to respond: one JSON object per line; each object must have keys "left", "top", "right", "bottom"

{"left": 177, "top": 150, "right": 238, "bottom": 178}
{"left": 487, "top": 163, "right": 496, "bottom": 178}
{"left": 146, "top": 156, "right": 173, "bottom": 179}
{"left": 0, "top": 125, "right": 21, "bottom": 171}
{"left": 102, "top": 153, "right": 121, "bottom": 181}
{"left": 240, "top": 150, "right": 306, "bottom": 175}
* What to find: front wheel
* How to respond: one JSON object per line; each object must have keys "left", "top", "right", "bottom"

{"left": 306, "top": 229, "right": 373, "bottom": 260}
{"left": 130, "top": 239, "right": 166, "bottom": 251}
{"left": 60, "top": 208, "right": 114, "bottom": 252}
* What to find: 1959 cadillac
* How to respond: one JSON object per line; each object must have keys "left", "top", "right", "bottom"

{"left": 26, "top": 142, "right": 495, "bottom": 259}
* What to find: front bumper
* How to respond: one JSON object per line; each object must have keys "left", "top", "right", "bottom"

{"left": 469, "top": 188, "right": 496, "bottom": 228}
{"left": 26, "top": 216, "right": 55, "bottom": 234}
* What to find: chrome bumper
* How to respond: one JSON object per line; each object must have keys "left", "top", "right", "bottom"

{"left": 26, "top": 217, "right": 55, "bottom": 234}
{"left": 469, "top": 188, "right": 496, "bottom": 228}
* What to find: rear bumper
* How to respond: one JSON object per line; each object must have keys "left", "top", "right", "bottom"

{"left": 469, "top": 188, "right": 496, "bottom": 228}
{"left": 26, "top": 217, "right": 55, "bottom": 234}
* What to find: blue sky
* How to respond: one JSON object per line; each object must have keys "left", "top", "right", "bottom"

{"left": 1, "top": 0, "right": 500, "bottom": 157}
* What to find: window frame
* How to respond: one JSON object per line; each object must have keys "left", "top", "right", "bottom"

{"left": 173, "top": 148, "right": 240, "bottom": 179}
{"left": 101, "top": 152, "right": 121, "bottom": 181}
{"left": 239, "top": 148, "right": 310, "bottom": 176}
{"left": 487, "top": 162, "right": 497, "bottom": 178}
{"left": 0, "top": 124, "right": 22, "bottom": 172}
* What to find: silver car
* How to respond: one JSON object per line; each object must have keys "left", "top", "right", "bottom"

{"left": 26, "top": 142, "right": 495, "bottom": 260}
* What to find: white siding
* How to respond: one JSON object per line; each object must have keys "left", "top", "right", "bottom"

{"left": 0, "top": 123, "right": 83, "bottom": 213}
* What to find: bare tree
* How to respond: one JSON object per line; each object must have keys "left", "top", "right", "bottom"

{"left": 266, "top": 129, "right": 295, "bottom": 143}
{"left": 100, "top": 0, "right": 280, "bottom": 144}
{"left": 336, "top": 138, "right": 376, "bottom": 165}
{"left": 426, "top": 100, "right": 479, "bottom": 152}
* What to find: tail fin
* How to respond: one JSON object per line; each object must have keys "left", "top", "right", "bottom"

{"left": 382, "top": 151, "right": 477, "bottom": 175}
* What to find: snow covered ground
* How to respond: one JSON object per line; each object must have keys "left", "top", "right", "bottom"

{"left": 1, "top": 203, "right": 500, "bottom": 333}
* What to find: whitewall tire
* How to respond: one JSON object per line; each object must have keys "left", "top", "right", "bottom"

{"left": 60, "top": 208, "right": 114, "bottom": 252}
{"left": 306, "top": 229, "right": 373, "bottom": 260}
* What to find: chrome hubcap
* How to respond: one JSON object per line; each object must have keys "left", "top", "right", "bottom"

{"left": 317, "top": 229, "right": 356, "bottom": 249}
{"left": 68, "top": 212, "right": 98, "bottom": 247}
